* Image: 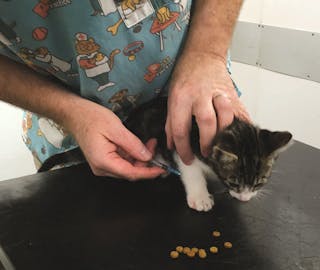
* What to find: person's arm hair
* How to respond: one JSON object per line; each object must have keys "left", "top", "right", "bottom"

{"left": 0, "top": 55, "right": 85, "bottom": 129}
{"left": 0, "top": 55, "right": 164, "bottom": 179}
{"left": 185, "top": 0, "right": 243, "bottom": 63}
{"left": 166, "top": 0, "right": 247, "bottom": 164}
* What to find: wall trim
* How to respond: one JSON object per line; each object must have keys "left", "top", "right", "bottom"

{"left": 231, "top": 21, "right": 320, "bottom": 83}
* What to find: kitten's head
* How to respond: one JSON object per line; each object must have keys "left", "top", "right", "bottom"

{"left": 209, "top": 119, "right": 292, "bottom": 202}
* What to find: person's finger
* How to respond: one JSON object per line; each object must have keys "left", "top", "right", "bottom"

{"left": 193, "top": 99, "right": 217, "bottom": 157}
{"left": 169, "top": 102, "right": 193, "bottom": 165}
{"left": 110, "top": 124, "right": 152, "bottom": 162}
{"left": 213, "top": 94, "right": 234, "bottom": 131}
{"left": 134, "top": 138, "right": 165, "bottom": 171}
{"left": 102, "top": 152, "right": 164, "bottom": 180}
{"left": 165, "top": 117, "right": 174, "bottom": 150}
{"left": 234, "top": 100, "right": 252, "bottom": 123}
{"left": 145, "top": 138, "right": 158, "bottom": 155}
{"left": 102, "top": 172, "right": 121, "bottom": 178}
{"left": 117, "top": 147, "right": 134, "bottom": 163}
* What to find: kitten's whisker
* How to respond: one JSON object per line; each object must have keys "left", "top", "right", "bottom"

{"left": 254, "top": 188, "right": 272, "bottom": 201}
{"left": 260, "top": 188, "right": 272, "bottom": 194}
{"left": 271, "top": 169, "right": 285, "bottom": 176}
{"left": 253, "top": 196, "right": 263, "bottom": 203}
{"left": 257, "top": 191, "right": 267, "bottom": 198}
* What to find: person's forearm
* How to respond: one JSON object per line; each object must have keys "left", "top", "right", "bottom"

{"left": 184, "top": 0, "right": 243, "bottom": 63}
{"left": 0, "top": 55, "right": 84, "bottom": 128}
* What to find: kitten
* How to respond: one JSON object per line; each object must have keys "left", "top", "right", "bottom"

{"left": 125, "top": 97, "right": 292, "bottom": 212}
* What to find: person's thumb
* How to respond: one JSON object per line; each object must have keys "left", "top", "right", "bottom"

{"left": 111, "top": 126, "right": 152, "bottom": 162}
{"left": 134, "top": 138, "right": 159, "bottom": 168}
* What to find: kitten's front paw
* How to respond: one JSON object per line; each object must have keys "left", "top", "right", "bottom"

{"left": 187, "top": 193, "right": 214, "bottom": 212}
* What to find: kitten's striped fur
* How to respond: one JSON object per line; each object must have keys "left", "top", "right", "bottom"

{"left": 125, "top": 97, "right": 292, "bottom": 211}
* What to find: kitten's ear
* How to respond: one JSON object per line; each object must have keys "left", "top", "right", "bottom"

{"left": 212, "top": 146, "right": 238, "bottom": 168}
{"left": 259, "top": 129, "right": 293, "bottom": 157}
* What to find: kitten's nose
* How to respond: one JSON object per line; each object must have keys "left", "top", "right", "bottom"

{"left": 239, "top": 194, "right": 251, "bottom": 202}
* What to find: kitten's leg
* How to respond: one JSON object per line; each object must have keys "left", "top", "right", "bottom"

{"left": 174, "top": 153, "right": 214, "bottom": 212}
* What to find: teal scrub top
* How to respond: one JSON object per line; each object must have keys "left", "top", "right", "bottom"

{"left": 0, "top": 0, "right": 238, "bottom": 169}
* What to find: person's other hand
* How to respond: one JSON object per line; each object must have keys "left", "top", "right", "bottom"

{"left": 166, "top": 52, "right": 250, "bottom": 165}
{"left": 63, "top": 99, "right": 164, "bottom": 180}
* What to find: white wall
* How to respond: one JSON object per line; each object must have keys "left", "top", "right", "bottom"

{"left": 1, "top": 0, "right": 319, "bottom": 180}
{"left": 231, "top": 62, "right": 320, "bottom": 149}
{"left": 235, "top": 0, "right": 320, "bottom": 149}
{"left": 0, "top": 102, "right": 36, "bottom": 181}
{"left": 239, "top": 0, "right": 320, "bottom": 32}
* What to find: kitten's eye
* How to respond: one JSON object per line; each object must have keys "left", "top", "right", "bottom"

{"left": 228, "top": 182, "right": 239, "bottom": 189}
{"left": 254, "top": 183, "right": 264, "bottom": 189}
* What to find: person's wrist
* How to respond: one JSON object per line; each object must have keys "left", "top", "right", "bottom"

{"left": 52, "top": 93, "right": 92, "bottom": 135}
{"left": 182, "top": 31, "right": 228, "bottom": 60}
{"left": 181, "top": 47, "right": 228, "bottom": 67}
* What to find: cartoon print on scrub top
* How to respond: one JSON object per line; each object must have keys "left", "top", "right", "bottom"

{"left": 0, "top": 18, "right": 21, "bottom": 46}
{"left": 32, "top": 150, "right": 42, "bottom": 169}
{"left": 75, "top": 33, "right": 121, "bottom": 92}
{"left": 89, "top": 0, "right": 117, "bottom": 16}
{"left": 106, "top": 0, "right": 154, "bottom": 36}
{"left": 33, "top": 47, "right": 73, "bottom": 74}
{"left": 150, "top": 4, "right": 181, "bottom": 51}
{"left": 144, "top": 55, "right": 173, "bottom": 82}
{"left": 123, "top": 40, "right": 144, "bottom": 61}
{"left": 37, "top": 117, "right": 69, "bottom": 149}
{"left": 16, "top": 46, "right": 72, "bottom": 76}
{"left": 22, "top": 112, "right": 33, "bottom": 146}
{"left": 33, "top": 0, "right": 72, "bottom": 19}
{"left": 17, "top": 47, "right": 51, "bottom": 74}
{"left": 172, "top": 0, "right": 189, "bottom": 22}
{"left": 108, "top": 89, "right": 140, "bottom": 120}
{"left": 32, "top": 27, "right": 48, "bottom": 41}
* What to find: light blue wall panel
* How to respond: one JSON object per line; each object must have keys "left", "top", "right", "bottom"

{"left": 231, "top": 22, "right": 320, "bottom": 83}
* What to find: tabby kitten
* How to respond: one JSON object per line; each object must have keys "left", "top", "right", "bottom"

{"left": 125, "top": 97, "right": 292, "bottom": 212}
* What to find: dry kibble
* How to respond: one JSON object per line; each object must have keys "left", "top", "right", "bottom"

{"left": 212, "top": 231, "right": 221, "bottom": 237}
{"left": 187, "top": 251, "right": 196, "bottom": 258}
{"left": 170, "top": 251, "right": 179, "bottom": 259}
{"left": 170, "top": 229, "right": 234, "bottom": 260}
{"left": 191, "top": 247, "right": 199, "bottom": 253}
{"left": 183, "top": 247, "right": 191, "bottom": 254}
{"left": 198, "top": 249, "right": 207, "bottom": 259}
{"left": 209, "top": 246, "right": 218, "bottom": 254}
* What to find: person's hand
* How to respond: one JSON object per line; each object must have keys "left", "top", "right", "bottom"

{"left": 166, "top": 51, "right": 250, "bottom": 165}
{"left": 62, "top": 98, "right": 164, "bottom": 180}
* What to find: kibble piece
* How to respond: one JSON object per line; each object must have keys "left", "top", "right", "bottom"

{"left": 176, "top": 246, "right": 183, "bottom": 253}
{"left": 191, "top": 247, "right": 199, "bottom": 253}
{"left": 209, "top": 246, "right": 218, "bottom": 254}
{"left": 224, "top": 242, "right": 233, "bottom": 248}
{"left": 212, "top": 231, "right": 221, "bottom": 237}
{"left": 183, "top": 247, "right": 191, "bottom": 254}
{"left": 198, "top": 249, "right": 207, "bottom": 259}
{"left": 170, "top": 251, "right": 179, "bottom": 259}
{"left": 187, "top": 251, "right": 196, "bottom": 258}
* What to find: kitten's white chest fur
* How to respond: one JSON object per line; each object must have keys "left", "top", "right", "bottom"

{"left": 173, "top": 152, "right": 215, "bottom": 212}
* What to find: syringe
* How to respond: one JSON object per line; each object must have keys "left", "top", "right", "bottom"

{"left": 150, "top": 159, "right": 181, "bottom": 176}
